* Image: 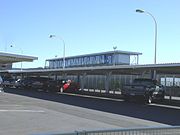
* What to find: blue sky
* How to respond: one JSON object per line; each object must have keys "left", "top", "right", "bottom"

{"left": 0, "top": 0, "right": 180, "bottom": 68}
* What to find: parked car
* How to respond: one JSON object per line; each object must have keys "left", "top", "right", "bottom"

{"left": 16, "top": 77, "right": 33, "bottom": 89}
{"left": 122, "top": 78, "right": 165, "bottom": 104}
{"left": 43, "top": 79, "right": 63, "bottom": 92}
{"left": 58, "top": 79, "right": 80, "bottom": 93}
{"left": 0, "top": 76, "right": 3, "bottom": 91}
{"left": 14, "top": 77, "right": 80, "bottom": 93}
{"left": 17, "top": 77, "right": 53, "bottom": 90}
{"left": 1, "top": 77, "right": 16, "bottom": 88}
{"left": 14, "top": 78, "right": 23, "bottom": 88}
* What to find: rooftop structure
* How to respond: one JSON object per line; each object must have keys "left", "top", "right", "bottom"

{"left": 45, "top": 50, "right": 142, "bottom": 69}
{"left": 0, "top": 52, "right": 38, "bottom": 70}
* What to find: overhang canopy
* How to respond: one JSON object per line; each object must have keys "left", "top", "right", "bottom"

{"left": 3, "top": 63, "right": 180, "bottom": 75}
{"left": 0, "top": 52, "right": 38, "bottom": 64}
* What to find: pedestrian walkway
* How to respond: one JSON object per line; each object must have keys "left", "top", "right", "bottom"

{"left": 165, "top": 96, "right": 180, "bottom": 100}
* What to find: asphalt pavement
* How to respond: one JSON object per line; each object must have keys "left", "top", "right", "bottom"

{"left": 0, "top": 88, "right": 179, "bottom": 135}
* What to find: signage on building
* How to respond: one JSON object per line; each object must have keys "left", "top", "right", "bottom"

{"left": 48, "top": 53, "right": 130, "bottom": 69}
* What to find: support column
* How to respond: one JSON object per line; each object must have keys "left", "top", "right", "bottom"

{"left": 105, "top": 72, "right": 112, "bottom": 93}
{"left": 14, "top": 74, "right": 17, "bottom": 80}
{"left": 48, "top": 73, "right": 51, "bottom": 79}
{"left": 55, "top": 74, "right": 58, "bottom": 81}
{"left": 80, "top": 73, "right": 86, "bottom": 91}
{"left": 173, "top": 75, "right": 175, "bottom": 86}
{"left": 62, "top": 73, "right": 67, "bottom": 80}
{"left": 137, "top": 55, "right": 139, "bottom": 64}
{"left": 170, "top": 75, "right": 175, "bottom": 100}
{"left": 77, "top": 74, "right": 80, "bottom": 84}
{"left": 150, "top": 70, "right": 154, "bottom": 79}
{"left": 22, "top": 73, "right": 24, "bottom": 79}
{"left": 153, "top": 70, "right": 157, "bottom": 80}
{"left": 164, "top": 75, "right": 167, "bottom": 86}
{"left": 164, "top": 75, "right": 167, "bottom": 99}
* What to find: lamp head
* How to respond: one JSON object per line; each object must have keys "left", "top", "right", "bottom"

{"left": 113, "top": 46, "right": 117, "bottom": 50}
{"left": 49, "top": 35, "right": 55, "bottom": 38}
{"left": 136, "top": 9, "right": 145, "bottom": 13}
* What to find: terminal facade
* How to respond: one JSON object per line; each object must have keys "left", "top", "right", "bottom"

{"left": 1, "top": 50, "right": 180, "bottom": 97}
{"left": 45, "top": 50, "right": 141, "bottom": 69}
{"left": 44, "top": 50, "right": 143, "bottom": 92}
{"left": 43, "top": 50, "right": 180, "bottom": 97}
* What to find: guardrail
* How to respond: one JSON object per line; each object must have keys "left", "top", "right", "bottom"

{"left": 35, "top": 126, "right": 180, "bottom": 135}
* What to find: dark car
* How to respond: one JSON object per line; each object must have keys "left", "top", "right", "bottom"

{"left": 14, "top": 78, "right": 23, "bottom": 88}
{"left": 1, "top": 77, "right": 16, "bottom": 88}
{"left": 44, "top": 80, "right": 64, "bottom": 92}
{"left": 15, "top": 77, "right": 80, "bottom": 93}
{"left": 18, "top": 77, "right": 53, "bottom": 90}
{"left": 122, "top": 78, "right": 165, "bottom": 104}
{"left": 0, "top": 76, "right": 3, "bottom": 91}
{"left": 18, "top": 77, "right": 35, "bottom": 89}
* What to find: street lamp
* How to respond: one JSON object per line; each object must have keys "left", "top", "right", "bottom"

{"left": 49, "top": 35, "right": 66, "bottom": 69}
{"left": 10, "top": 45, "right": 23, "bottom": 70}
{"left": 113, "top": 46, "right": 117, "bottom": 66}
{"left": 136, "top": 9, "right": 157, "bottom": 79}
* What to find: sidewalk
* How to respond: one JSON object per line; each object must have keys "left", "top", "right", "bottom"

{"left": 165, "top": 96, "right": 180, "bottom": 100}
{"left": 164, "top": 96, "right": 180, "bottom": 107}
{"left": 76, "top": 90, "right": 180, "bottom": 107}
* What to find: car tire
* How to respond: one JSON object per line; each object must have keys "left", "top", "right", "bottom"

{"left": 147, "top": 95, "right": 153, "bottom": 104}
{"left": 124, "top": 95, "right": 129, "bottom": 102}
{"left": 60, "top": 87, "right": 63, "bottom": 93}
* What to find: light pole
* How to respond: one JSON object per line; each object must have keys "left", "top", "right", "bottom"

{"left": 10, "top": 45, "right": 23, "bottom": 70}
{"left": 49, "top": 35, "right": 66, "bottom": 69}
{"left": 113, "top": 46, "right": 117, "bottom": 66}
{"left": 136, "top": 9, "right": 157, "bottom": 79}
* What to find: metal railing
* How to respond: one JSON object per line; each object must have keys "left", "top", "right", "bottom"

{"left": 36, "top": 126, "right": 180, "bottom": 135}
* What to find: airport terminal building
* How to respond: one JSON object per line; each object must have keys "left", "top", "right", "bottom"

{"left": 1, "top": 50, "right": 180, "bottom": 97}
{"left": 45, "top": 50, "right": 141, "bottom": 69}
{"left": 43, "top": 50, "right": 180, "bottom": 96}
{"left": 44, "top": 50, "right": 144, "bottom": 92}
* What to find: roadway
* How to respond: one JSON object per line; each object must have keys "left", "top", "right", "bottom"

{"left": 0, "top": 88, "right": 180, "bottom": 135}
